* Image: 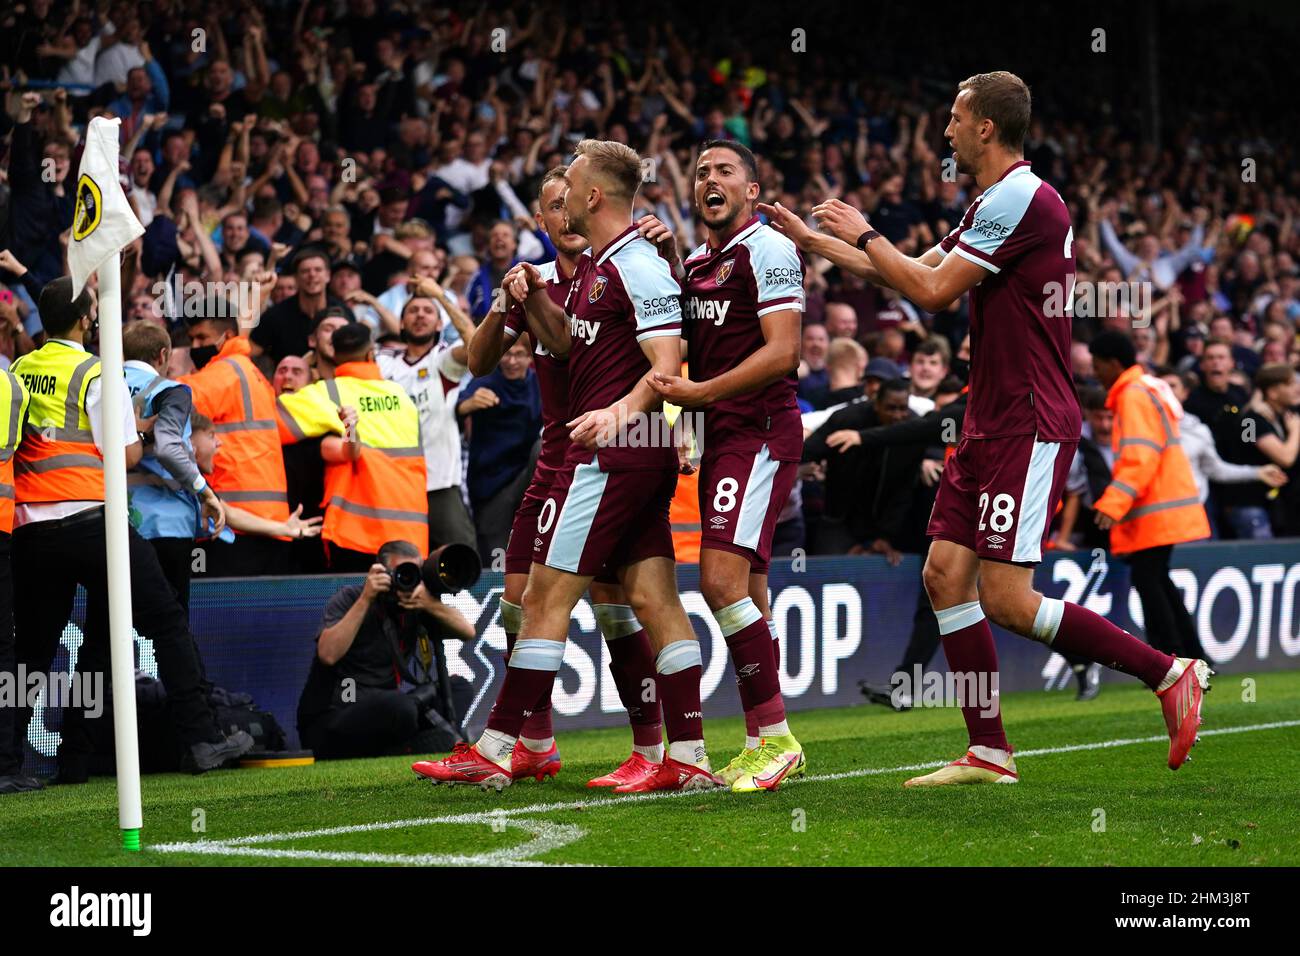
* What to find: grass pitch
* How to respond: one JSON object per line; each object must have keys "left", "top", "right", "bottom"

{"left": 3, "top": 670, "right": 1298, "bottom": 867}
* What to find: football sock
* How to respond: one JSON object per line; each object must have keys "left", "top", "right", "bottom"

{"left": 477, "top": 729, "right": 516, "bottom": 767}
{"left": 717, "top": 598, "right": 787, "bottom": 736}
{"left": 519, "top": 736, "right": 554, "bottom": 753}
{"left": 669, "top": 740, "right": 708, "bottom": 767}
{"left": 750, "top": 619, "right": 784, "bottom": 746}
{"left": 634, "top": 743, "right": 665, "bottom": 762}
{"left": 1041, "top": 598, "right": 1174, "bottom": 690}
{"left": 970, "top": 744, "right": 1013, "bottom": 764}
{"left": 483, "top": 638, "right": 564, "bottom": 767}
{"left": 593, "top": 604, "right": 664, "bottom": 747}
{"left": 501, "top": 600, "right": 554, "bottom": 742}
{"left": 655, "top": 640, "right": 706, "bottom": 762}
{"left": 935, "top": 601, "right": 1010, "bottom": 752}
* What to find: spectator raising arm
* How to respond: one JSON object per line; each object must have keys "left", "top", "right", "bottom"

{"left": 412, "top": 276, "right": 475, "bottom": 365}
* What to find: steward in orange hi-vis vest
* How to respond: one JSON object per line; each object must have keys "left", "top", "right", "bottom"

{"left": 1094, "top": 364, "right": 1210, "bottom": 555}
{"left": 180, "top": 335, "right": 290, "bottom": 527}
{"left": 11, "top": 340, "right": 102, "bottom": 506}
{"left": 276, "top": 327, "right": 427, "bottom": 559}
{"left": 0, "top": 370, "right": 32, "bottom": 532}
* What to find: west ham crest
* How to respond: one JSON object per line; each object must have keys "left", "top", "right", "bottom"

{"left": 588, "top": 275, "right": 608, "bottom": 303}
{"left": 715, "top": 259, "right": 735, "bottom": 285}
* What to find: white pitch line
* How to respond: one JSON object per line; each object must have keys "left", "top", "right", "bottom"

{"left": 151, "top": 718, "right": 1300, "bottom": 866}
{"left": 154, "top": 818, "right": 590, "bottom": 866}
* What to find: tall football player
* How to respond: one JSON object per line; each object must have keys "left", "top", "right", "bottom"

{"left": 642, "top": 141, "right": 806, "bottom": 792}
{"left": 764, "top": 71, "right": 1209, "bottom": 786}
{"left": 414, "top": 168, "right": 666, "bottom": 789}
{"left": 419, "top": 140, "right": 718, "bottom": 793}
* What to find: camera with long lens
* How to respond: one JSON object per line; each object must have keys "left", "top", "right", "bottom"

{"left": 420, "top": 543, "right": 482, "bottom": 596}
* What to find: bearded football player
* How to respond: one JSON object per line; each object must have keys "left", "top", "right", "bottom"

{"left": 642, "top": 141, "right": 807, "bottom": 792}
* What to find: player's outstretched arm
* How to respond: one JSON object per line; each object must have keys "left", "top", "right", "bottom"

{"left": 811, "top": 198, "right": 983, "bottom": 309}
{"left": 760, "top": 200, "right": 948, "bottom": 287}
{"left": 466, "top": 283, "right": 512, "bottom": 376}
{"left": 760, "top": 200, "right": 886, "bottom": 284}
{"left": 649, "top": 308, "right": 800, "bottom": 407}
{"left": 855, "top": 232, "right": 984, "bottom": 312}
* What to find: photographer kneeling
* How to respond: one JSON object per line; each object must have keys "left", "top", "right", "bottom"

{"left": 297, "top": 540, "right": 476, "bottom": 759}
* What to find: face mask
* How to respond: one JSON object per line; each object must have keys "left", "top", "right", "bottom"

{"left": 190, "top": 344, "right": 220, "bottom": 369}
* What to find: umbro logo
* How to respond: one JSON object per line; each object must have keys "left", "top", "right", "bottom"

{"left": 709, "top": 515, "right": 728, "bottom": 527}
{"left": 534, "top": 537, "right": 543, "bottom": 548}
{"left": 738, "top": 663, "right": 760, "bottom": 677}
{"left": 987, "top": 534, "right": 1006, "bottom": 544}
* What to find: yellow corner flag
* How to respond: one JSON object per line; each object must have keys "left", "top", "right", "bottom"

{"left": 68, "top": 116, "right": 144, "bottom": 298}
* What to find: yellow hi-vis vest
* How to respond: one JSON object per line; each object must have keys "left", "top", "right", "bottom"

{"left": 11, "top": 341, "right": 104, "bottom": 506}
{"left": 276, "top": 361, "right": 428, "bottom": 555}
{"left": 0, "top": 369, "right": 32, "bottom": 532}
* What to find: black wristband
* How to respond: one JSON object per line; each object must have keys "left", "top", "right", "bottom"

{"left": 855, "top": 229, "right": 881, "bottom": 250}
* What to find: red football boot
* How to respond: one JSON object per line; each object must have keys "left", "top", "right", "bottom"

{"left": 613, "top": 756, "right": 721, "bottom": 793}
{"left": 587, "top": 752, "right": 657, "bottom": 789}
{"left": 412, "top": 743, "right": 512, "bottom": 791}
{"left": 511, "top": 741, "right": 561, "bottom": 781}
{"left": 1157, "top": 658, "right": 1212, "bottom": 770}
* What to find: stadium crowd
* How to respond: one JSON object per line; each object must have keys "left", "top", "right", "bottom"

{"left": 1, "top": 0, "right": 1297, "bottom": 582}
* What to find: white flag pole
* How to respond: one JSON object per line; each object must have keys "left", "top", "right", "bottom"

{"left": 97, "top": 252, "right": 143, "bottom": 852}
{"left": 69, "top": 115, "right": 145, "bottom": 852}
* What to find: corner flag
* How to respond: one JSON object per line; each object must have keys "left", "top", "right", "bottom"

{"left": 69, "top": 116, "right": 145, "bottom": 851}
{"left": 68, "top": 117, "right": 144, "bottom": 298}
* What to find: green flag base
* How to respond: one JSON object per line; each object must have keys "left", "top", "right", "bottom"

{"left": 122, "top": 828, "right": 141, "bottom": 852}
